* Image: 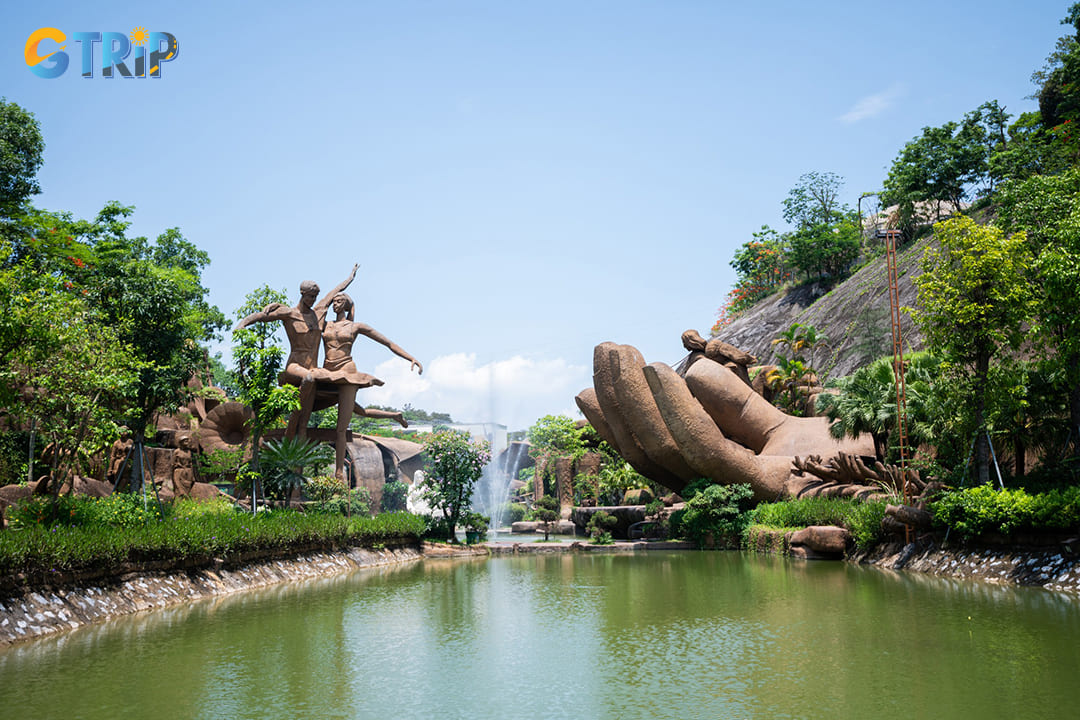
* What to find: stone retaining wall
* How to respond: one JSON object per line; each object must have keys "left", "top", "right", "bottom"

{"left": 855, "top": 541, "right": 1080, "bottom": 594}
{"left": 0, "top": 545, "right": 421, "bottom": 647}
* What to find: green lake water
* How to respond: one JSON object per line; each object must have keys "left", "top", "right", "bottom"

{"left": 2, "top": 552, "right": 1078, "bottom": 719}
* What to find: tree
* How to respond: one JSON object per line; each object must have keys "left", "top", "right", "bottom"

{"left": 261, "top": 437, "right": 332, "bottom": 507}
{"left": 534, "top": 494, "right": 560, "bottom": 541}
{"left": 911, "top": 216, "right": 1035, "bottom": 486}
{"left": 0, "top": 99, "right": 44, "bottom": 219}
{"left": 421, "top": 429, "right": 490, "bottom": 541}
{"left": 997, "top": 168, "right": 1080, "bottom": 447}
{"left": 882, "top": 120, "right": 986, "bottom": 223}
{"left": 817, "top": 352, "right": 942, "bottom": 463}
{"left": 231, "top": 286, "right": 300, "bottom": 485}
{"left": 527, "top": 414, "right": 584, "bottom": 455}
{"left": 0, "top": 257, "right": 139, "bottom": 489}
{"left": 782, "top": 172, "right": 845, "bottom": 229}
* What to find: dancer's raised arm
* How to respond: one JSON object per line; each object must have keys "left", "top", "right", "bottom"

{"left": 314, "top": 264, "right": 359, "bottom": 313}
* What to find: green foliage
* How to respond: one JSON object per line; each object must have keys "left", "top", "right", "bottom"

{"left": 8, "top": 492, "right": 168, "bottom": 530}
{"left": 930, "top": 485, "right": 1080, "bottom": 538}
{"left": 913, "top": 216, "right": 1035, "bottom": 485}
{"left": 782, "top": 171, "right": 846, "bottom": 228}
{"left": 0, "top": 98, "right": 45, "bottom": 216}
{"left": 462, "top": 511, "right": 489, "bottom": 539}
{"left": 766, "top": 323, "right": 829, "bottom": 414}
{"left": 231, "top": 286, "right": 299, "bottom": 481}
{"left": 261, "top": 437, "right": 333, "bottom": 505}
{"left": 527, "top": 415, "right": 584, "bottom": 456}
{"left": 593, "top": 444, "right": 653, "bottom": 506}
{"left": 748, "top": 496, "right": 887, "bottom": 551}
{"left": 817, "top": 352, "right": 943, "bottom": 462}
{"left": 505, "top": 502, "right": 527, "bottom": 523}
{"left": 882, "top": 119, "right": 987, "bottom": 223}
{"left": 997, "top": 167, "right": 1080, "bottom": 441}
{"left": 679, "top": 483, "right": 754, "bottom": 548}
{"left": 198, "top": 447, "right": 245, "bottom": 485}
{"left": 0, "top": 507, "right": 426, "bottom": 576}
{"left": 305, "top": 475, "right": 347, "bottom": 503}
{"left": 586, "top": 510, "right": 617, "bottom": 544}
{"left": 310, "top": 488, "right": 372, "bottom": 517}
{"left": 0, "top": 262, "right": 141, "bottom": 486}
{"left": 421, "top": 430, "right": 491, "bottom": 540}
{"left": 381, "top": 479, "right": 409, "bottom": 512}
{"left": 535, "top": 494, "right": 560, "bottom": 541}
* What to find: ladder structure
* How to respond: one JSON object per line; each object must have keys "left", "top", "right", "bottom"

{"left": 883, "top": 229, "right": 911, "bottom": 506}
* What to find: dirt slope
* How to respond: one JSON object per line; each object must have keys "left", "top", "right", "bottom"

{"left": 713, "top": 236, "right": 932, "bottom": 378}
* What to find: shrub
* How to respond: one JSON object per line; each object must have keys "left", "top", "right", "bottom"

{"left": 306, "top": 475, "right": 346, "bottom": 503}
{"left": 929, "top": 485, "right": 1080, "bottom": 538}
{"left": 505, "top": 502, "right": 527, "bottom": 524}
{"left": 586, "top": 510, "right": 617, "bottom": 544}
{"left": 680, "top": 483, "right": 754, "bottom": 548}
{"left": 8, "top": 493, "right": 166, "bottom": 529}
{"left": 310, "top": 488, "right": 372, "bottom": 517}
{"left": 381, "top": 480, "right": 409, "bottom": 512}
{"left": 748, "top": 496, "right": 888, "bottom": 551}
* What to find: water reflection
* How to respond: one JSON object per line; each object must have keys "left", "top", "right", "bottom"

{"left": 2, "top": 553, "right": 1079, "bottom": 719}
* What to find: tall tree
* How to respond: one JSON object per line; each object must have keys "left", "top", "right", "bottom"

{"left": 912, "top": 217, "right": 1034, "bottom": 486}
{"left": 997, "top": 168, "right": 1080, "bottom": 447}
{"left": 782, "top": 171, "right": 845, "bottom": 229}
{"left": 0, "top": 98, "right": 44, "bottom": 220}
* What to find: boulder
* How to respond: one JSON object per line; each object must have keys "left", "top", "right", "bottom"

{"left": 788, "top": 525, "right": 851, "bottom": 556}
{"left": 622, "top": 487, "right": 655, "bottom": 505}
{"left": 189, "top": 482, "right": 222, "bottom": 500}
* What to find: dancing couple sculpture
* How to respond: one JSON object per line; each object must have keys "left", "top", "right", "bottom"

{"left": 236, "top": 264, "right": 423, "bottom": 480}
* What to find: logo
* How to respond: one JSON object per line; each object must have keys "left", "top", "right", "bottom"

{"left": 25, "top": 27, "right": 179, "bottom": 79}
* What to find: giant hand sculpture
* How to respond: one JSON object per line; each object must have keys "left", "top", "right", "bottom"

{"left": 575, "top": 341, "right": 877, "bottom": 503}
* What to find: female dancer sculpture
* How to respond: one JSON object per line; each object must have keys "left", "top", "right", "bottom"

{"left": 317, "top": 292, "right": 423, "bottom": 479}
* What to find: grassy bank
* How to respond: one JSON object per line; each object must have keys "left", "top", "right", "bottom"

{"left": 0, "top": 496, "right": 425, "bottom": 582}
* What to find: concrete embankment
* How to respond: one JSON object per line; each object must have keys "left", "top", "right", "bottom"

{"left": 854, "top": 541, "right": 1080, "bottom": 594}
{"left": 0, "top": 545, "right": 422, "bottom": 647}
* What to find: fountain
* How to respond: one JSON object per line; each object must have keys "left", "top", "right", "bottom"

{"left": 473, "top": 441, "right": 532, "bottom": 534}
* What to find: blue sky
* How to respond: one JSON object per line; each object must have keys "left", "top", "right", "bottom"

{"left": 2, "top": 1, "right": 1069, "bottom": 430}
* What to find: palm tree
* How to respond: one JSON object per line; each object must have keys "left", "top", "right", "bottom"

{"left": 817, "top": 352, "right": 941, "bottom": 462}
{"left": 261, "top": 437, "right": 333, "bottom": 507}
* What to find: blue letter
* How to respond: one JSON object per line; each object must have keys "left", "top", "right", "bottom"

{"left": 148, "top": 33, "right": 179, "bottom": 78}
{"left": 101, "top": 32, "right": 132, "bottom": 78}
{"left": 72, "top": 32, "right": 100, "bottom": 78}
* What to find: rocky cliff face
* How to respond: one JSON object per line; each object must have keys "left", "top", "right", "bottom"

{"left": 713, "top": 236, "right": 932, "bottom": 378}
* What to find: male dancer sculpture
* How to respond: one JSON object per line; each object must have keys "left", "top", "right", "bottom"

{"left": 236, "top": 265, "right": 359, "bottom": 441}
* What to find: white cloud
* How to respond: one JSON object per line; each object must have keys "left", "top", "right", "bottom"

{"left": 359, "top": 353, "right": 590, "bottom": 431}
{"left": 839, "top": 85, "right": 904, "bottom": 124}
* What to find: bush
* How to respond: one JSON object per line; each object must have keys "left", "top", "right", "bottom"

{"left": 505, "top": 502, "right": 527, "bottom": 524}
{"left": 8, "top": 493, "right": 167, "bottom": 529}
{"left": 310, "top": 488, "right": 372, "bottom": 517}
{"left": 306, "top": 475, "right": 346, "bottom": 503}
{"left": 929, "top": 485, "right": 1080, "bottom": 538}
{"left": 381, "top": 480, "right": 409, "bottom": 512}
{"left": 747, "top": 496, "right": 888, "bottom": 551}
{"left": 680, "top": 483, "right": 754, "bottom": 548}
{"left": 586, "top": 510, "right": 617, "bottom": 544}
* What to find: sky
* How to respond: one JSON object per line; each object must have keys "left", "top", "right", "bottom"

{"left": 2, "top": 1, "right": 1070, "bottom": 431}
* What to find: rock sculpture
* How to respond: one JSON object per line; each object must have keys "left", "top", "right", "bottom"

{"left": 575, "top": 337, "right": 878, "bottom": 502}
{"left": 235, "top": 267, "right": 422, "bottom": 480}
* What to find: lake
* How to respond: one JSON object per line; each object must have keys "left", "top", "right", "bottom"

{"left": 2, "top": 551, "right": 1078, "bottom": 719}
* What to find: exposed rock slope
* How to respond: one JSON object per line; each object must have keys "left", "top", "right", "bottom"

{"left": 713, "top": 236, "right": 932, "bottom": 378}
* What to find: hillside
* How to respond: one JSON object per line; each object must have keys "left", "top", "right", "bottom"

{"left": 713, "top": 236, "right": 933, "bottom": 378}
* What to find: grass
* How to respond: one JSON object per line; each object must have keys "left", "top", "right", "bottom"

{"left": 746, "top": 496, "right": 888, "bottom": 551}
{"left": 0, "top": 499, "right": 426, "bottom": 579}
